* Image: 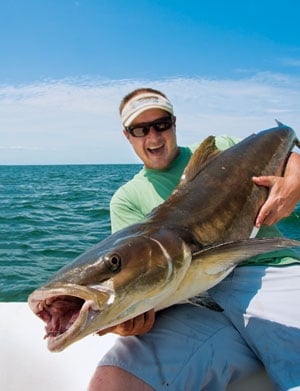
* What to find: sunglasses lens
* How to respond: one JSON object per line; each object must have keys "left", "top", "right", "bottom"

{"left": 130, "top": 126, "right": 148, "bottom": 137}
{"left": 153, "top": 118, "right": 173, "bottom": 132}
{"left": 127, "top": 116, "right": 174, "bottom": 137}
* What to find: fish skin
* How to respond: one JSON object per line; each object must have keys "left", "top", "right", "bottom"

{"left": 28, "top": 124, "right": 300, "bottom": 352}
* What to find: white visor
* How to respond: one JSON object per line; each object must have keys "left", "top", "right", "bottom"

{"left": 121, "top": 93, "right": 174, "bottom": 127}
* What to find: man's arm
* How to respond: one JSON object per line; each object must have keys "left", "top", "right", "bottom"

{"left": 253, "top": 152, "right": 300, "bottom": 227}
{"left": 110, "top": 189, "right": 145, "bottom": 233}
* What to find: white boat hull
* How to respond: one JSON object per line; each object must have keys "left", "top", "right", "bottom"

{"left": 0, "top": 303, "right": 274, "bottom": 390}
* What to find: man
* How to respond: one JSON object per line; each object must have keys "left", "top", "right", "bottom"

{"left": 89, "top": 88, "right": 300, "bottom": 390}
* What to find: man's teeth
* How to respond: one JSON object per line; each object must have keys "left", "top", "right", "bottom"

{"left": 149, "top": 145, "right": 163, "bottom": 151}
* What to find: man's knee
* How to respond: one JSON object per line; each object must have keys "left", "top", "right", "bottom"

{"left": 88, "top": 365, "right": 153, "bottom": 391}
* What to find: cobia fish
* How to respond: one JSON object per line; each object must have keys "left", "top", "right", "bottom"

{"left": 28, "top": 124, "right": 300, "bottom": 352}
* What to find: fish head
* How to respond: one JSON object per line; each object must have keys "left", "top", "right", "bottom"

{"left": 28, "top": 228, "right": 191, "bottom": 352}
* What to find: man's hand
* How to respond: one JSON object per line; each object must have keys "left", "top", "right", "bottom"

{"left": 96, "top": 309, "right": 155, "bottom": 337}
{"left": 253, "top": 151, "right": 300, "bottom": 227}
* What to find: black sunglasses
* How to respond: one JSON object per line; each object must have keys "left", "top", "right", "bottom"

{"left": 125, "top": 116, "right": 175, "bottom": 137}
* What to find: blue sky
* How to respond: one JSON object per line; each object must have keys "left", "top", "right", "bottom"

{"left": 1, "top": 0, "right": 300, "bottom": 164}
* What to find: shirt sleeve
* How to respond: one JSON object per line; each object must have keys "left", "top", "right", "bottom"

{"left": 215, "top": 135, "right": 240, "bottom": 150}
{"left": 189, "top": 135, "right": 240, "bottom": 154}
{"left": 110, "top": 186, "right": 145, "bottom": 233}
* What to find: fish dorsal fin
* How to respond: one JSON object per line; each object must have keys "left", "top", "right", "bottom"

{"left": 180, "top": 136, "right": 220, "bottom": 184}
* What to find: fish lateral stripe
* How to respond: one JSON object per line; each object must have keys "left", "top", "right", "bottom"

{"left": 148, "top": 237, "right": 173, "bottom": 280}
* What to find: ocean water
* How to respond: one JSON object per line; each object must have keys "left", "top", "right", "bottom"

{"left": 0, "top": 164, "right": 299, "bottom": 302}
{"left": 0, "top": 164, "right": 141, "bottom": 301}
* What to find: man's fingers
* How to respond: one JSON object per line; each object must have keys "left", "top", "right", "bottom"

{"left": 252, "top": 176, "right": 276, "bottom": 187}
{"left": 129, "top": 310, "right": 155, "bottom": 335}
{"left": 138, "top": 309, "right": 155, "bottom": 335}
{"left": 96, "top": 310, "right": 155, "bottom": 337}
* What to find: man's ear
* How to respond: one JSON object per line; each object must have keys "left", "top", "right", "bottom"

{"left": 123, "top": 129, "right": 130, "bottom": 140}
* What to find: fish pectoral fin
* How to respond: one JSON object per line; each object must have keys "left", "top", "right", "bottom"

{"left": 193, "top": 237, "right": 300, "bottom": 275}
{"left": 188, "top": 292, "right": 224, "bottom": 312}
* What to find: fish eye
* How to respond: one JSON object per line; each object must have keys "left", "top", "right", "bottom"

{"left": 104, "top": 253, "right": 122, "bottom": 272}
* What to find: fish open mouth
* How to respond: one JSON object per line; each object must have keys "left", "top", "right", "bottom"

{"left": 28, "top": 286, "right": 111, "bottom": 352}
{"left": 39, "top": 296, "right": 88, "bottom": 337}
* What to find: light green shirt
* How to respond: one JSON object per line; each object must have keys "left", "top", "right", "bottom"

{"left": 110, "top": 135, "right": 300, "bottom": 266}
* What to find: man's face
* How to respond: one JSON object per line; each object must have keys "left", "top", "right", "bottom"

{"left": 123, "top": 108, "right": 178, "bottom": 170}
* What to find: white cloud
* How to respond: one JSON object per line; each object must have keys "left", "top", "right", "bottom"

{"left": 0, "top": 73, "right": 299, "bottom": 165}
